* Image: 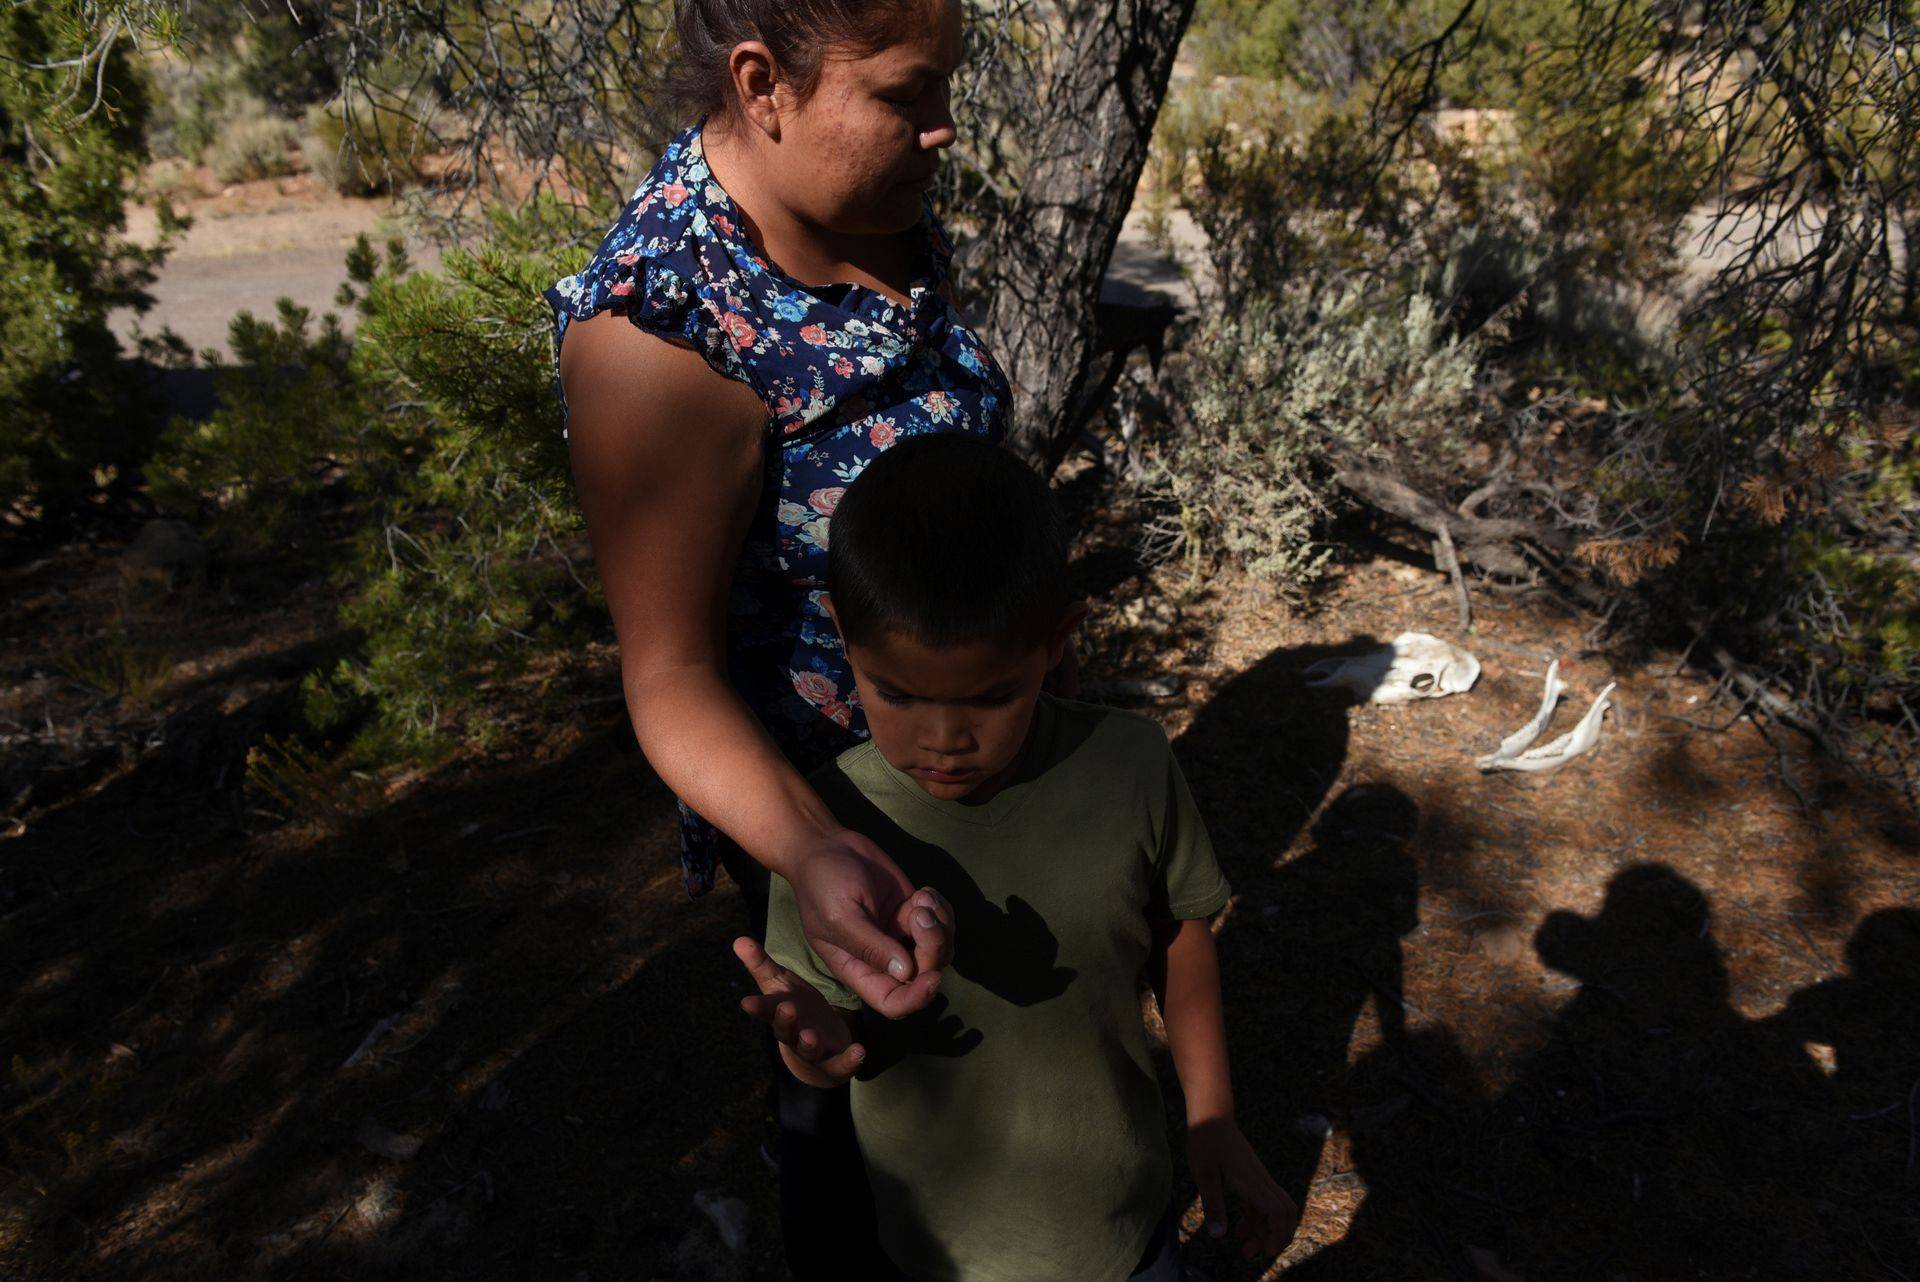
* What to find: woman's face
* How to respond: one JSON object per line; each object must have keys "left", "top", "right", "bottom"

{"left": 775, "top": 0, "right": 964, "bottom": 235}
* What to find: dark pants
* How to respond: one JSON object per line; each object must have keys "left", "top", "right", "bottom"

{"left": 721, "top": 844, "right": 895, "bottom": 1280}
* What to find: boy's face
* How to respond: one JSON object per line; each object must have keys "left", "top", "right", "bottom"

{"left": 833, "top": 609, "right": 1081, "bottom": 803}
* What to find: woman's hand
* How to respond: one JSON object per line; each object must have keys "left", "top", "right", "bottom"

{"left": 1187, "top": 1116, "right": 1299, "bottom": 1261}
{"left": 786, "top": 827, "right": 953, "bottom": 1018}
{"left": 733, "top": 937, "right": 867, "bottom": 1087}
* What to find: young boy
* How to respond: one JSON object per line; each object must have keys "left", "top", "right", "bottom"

{"left": 730, "top": 435, "right": 1297, "bottom": 1281}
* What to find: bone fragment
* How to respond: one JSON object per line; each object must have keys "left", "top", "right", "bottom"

{"left": 1479, "top": 681, "right": 1616, "bottom": 773}
{"left": 1476, "top": 660, "right": 1568, "bottom": 768}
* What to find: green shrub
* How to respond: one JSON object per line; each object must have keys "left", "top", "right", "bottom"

{"left": 301, "top": 95, "right": 431, "bottom": 196}
{"left": 145, "top": 52, "right": 236, "bottom": 162}
{"left": 145, "top": 296, "right": 384, "bottom": 554}
{"left": 297, "top": 207, "right": 599, "bottom": 758}
{"left": 207, "top": 101, "right": 300, "bottom": 183}
{"left": 0, "top": 4, "right": 175, "bottom": 516}
{"left": 144, "top": 195, "right": 606, "bottom": 760}
{"left": 1142, "top": 285, "right": 1490, "bottom": 596}
{"left": 1187, "top": 0, "right": 1589, "bottom": 108}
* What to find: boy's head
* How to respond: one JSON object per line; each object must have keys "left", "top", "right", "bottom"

{"left": 827, "top": 434, "right": 1082, "bottom": 801}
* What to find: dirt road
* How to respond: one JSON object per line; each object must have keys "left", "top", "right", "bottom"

{"left": 113, "top": 179, "right": 441, "bottom": 358}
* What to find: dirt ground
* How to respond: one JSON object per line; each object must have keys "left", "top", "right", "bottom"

{"left": 3, "top": 483, "right": 1915, "bottom": 1281}
{"left": 113, "top": 169, "right": 442, "bottom": 358}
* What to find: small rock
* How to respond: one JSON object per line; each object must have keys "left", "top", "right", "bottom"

{"left": 693, "top": 1189, "right": 750, "bottom": 1255}
{"left": 1294, "top": 1113, "right": 1333, "bottom": 1140}
{"left": 1476, "top": 925, "right": 1528, "bottom": 965}
{"left": 119, "top": 518, "right": 207, "bottom": 594}
{"left": 1099, "top": 676, "right": 1180, "bottom": 700}
{"left": 353, "top": 1175, "right": 402, "bottom": 1229}
{"left": 355, "top": 1117, "right": 423, "bottom": 1161}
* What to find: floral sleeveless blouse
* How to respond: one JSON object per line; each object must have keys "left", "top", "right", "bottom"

{"left": 546, "top": 121, "right": 1013, "bottom": 897}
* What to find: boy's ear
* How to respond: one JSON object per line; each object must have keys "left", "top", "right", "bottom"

{"left": 1047, "top": 601, "right": 1089, "bottom": 668}
{"left": 822, "top": 594, "right": 846, "bottom": 640}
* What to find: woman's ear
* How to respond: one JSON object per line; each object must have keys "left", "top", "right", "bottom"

{"left": 1048, "top": 602, "right": 1089, "bottom": 668}
{"left": 728, "top": 40, "right": 784, "bottom": 139}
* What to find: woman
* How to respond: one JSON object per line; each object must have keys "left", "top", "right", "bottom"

{"left": 546, "top": 0, "right": 1009, "bottom": 1271}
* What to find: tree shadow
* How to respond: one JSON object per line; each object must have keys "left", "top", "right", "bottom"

{"left": 1292, "top": 865, "right": 1918, "bottom": 1280}
{"left": 2, "top": 688, "right": 780, "bottom": 1280}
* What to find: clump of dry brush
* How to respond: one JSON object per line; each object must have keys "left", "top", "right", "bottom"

{"left": 1132, "top": 0, "right": 1920, "bottom": 797}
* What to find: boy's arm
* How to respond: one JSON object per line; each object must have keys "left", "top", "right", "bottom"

{"left": 1148, "top": 918, "right": 1234, "bottom": 1127}
{"left": 1150, "top": 917, "right": 1298, "bottom": 1258}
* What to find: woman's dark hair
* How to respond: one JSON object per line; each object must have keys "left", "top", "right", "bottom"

{"left": 670, "top": 0, "right": 932, "bottom": 120}
{"left": 827, "top": 434, "right": 1070, "bottom": 651}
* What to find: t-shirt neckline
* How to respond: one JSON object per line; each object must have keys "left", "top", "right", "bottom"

{"left": 687, "top": 118, "right": 940, "bottom": 314}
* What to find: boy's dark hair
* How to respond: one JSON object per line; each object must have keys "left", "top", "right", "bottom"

{"left": 670, "top": 0, "right": 932, "bottom": 121}
{"left": 828, "top": 434, "right": 1069, "bottom": 650}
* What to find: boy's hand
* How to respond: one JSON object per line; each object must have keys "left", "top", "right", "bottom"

{"left": 732, "top": 937, "right": 867, "bottom": 1084}
{"left": 1187, "top": 1116, "right": 1299, "bottom": 1261}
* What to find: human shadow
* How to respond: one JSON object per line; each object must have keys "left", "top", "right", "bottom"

{"left": 1168, "top": 640, "right": 1426, "bottom": 1273}
{"left": 1296, "top": 865, "right": 1913, "bottom": 1281}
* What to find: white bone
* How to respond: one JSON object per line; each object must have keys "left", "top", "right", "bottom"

{"left": 1480, "top": 681, "right": 1616, "bottom": 773}
{"left": 1475, "top": 660, "right": 1568, "bottom": 768}
{"left": 1303, "top": 632, "right": 1480, "bottom": 704}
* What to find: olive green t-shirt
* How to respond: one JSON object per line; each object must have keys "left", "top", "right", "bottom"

{"left": 766, "top": 695, "right": 1231, "bottom": 1282}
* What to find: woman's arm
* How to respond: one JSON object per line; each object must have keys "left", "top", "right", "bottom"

{"left": 561, "top": 312, "right": 950, "bottom": 1014}
{"left": 1149, "top": 917, "right": 1298, "bottom": 1259}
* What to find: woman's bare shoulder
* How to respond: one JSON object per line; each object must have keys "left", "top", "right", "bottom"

{"left": 559, "top": 310, "right": 765, "bottom": 453}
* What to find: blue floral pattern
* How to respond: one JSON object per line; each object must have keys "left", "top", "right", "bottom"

{"left": 546, "top": 121, "right": 1012, "bottom": 896}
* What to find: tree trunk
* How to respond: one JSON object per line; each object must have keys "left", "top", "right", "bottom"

{"left": 983, "top": 0, "right": 1198, "bottom": 473}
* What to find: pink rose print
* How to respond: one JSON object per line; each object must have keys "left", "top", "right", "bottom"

{"left": 799, "top": 324, "right": 829, "bottom": 346}
{"left": 809, "top": 486, "right": 846, "bottom": 516}
{"left": 793, "top": 671, "right": 839, "bottom": 706}
{"left": 774, "top": 394, "right": 805, "bottom": 420}
{"left": 713, "top": 214, "right": 734, "bottom": 236}
{"left": 924, "top": 390, "right": 956, "bottom": 423}
{"left": 615, "top": 252, "right": 640, "bottom": 266}
{"left": 831, "top": 355, "right": 855, "bottom": 377}
{"left": 820, "top": 700, "right": 854, "bottom": 729}
{"left": 662, "top": 182, "right": 690, "bottom": 207}
{"left": 869, "top": 420, "right": 897, "bottom": 448}
{"left": 719, "top": 312, "right": 757, "bottom": 350}
{"left": 610, "top": 280, "right": 634, "bottom": 297}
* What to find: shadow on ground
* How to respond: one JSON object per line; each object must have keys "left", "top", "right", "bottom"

{"left": 6, "top": 619, "right": 1918, "bottom": 1282}
{"left": 2, "top": 640, "right": 776, "bottom": 1279}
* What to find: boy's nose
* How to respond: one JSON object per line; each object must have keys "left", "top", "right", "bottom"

{"left": 922, "top": 709, "right": 975, "bottom": 756}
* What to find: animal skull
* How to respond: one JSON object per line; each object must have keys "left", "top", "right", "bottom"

{"left": 1304, "top": 632, "right": 1482, "bottom": 704}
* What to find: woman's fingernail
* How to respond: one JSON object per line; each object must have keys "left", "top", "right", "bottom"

{"left": 887, "top": 957, "right": 910, "bottom": 980}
